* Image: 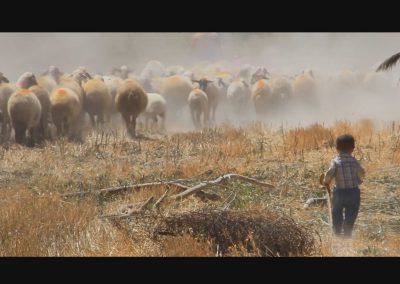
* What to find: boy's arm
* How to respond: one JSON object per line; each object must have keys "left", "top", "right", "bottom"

{"left": 323, "top": 160, "right": 336, "bottom": 187}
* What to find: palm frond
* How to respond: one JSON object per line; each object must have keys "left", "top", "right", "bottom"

{"left": 377, "top": 52, "right": 400, "bottom": 72}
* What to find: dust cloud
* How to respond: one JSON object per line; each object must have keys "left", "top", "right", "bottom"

{"left": 1, "top": 32, "right": 400, "bottom": 131}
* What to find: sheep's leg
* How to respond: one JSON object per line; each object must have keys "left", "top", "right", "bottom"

{"left": 39, "top": 117, "right": 47, "bottom": 141}
{"left": 151, "top": 115, "right": 158, "bottom": 133}
{"left": 89, "top": 114, "right": 96, "bottom": 128}
{"left": 98, "top": 113, "right": 105, "bottom": 127}
{"left": 159, "top": 112, "right": 166, "bottom": 132}
{"left": 121, "top": 113, "right": 131, "bottom": 135}
{"left": 213, "top": 104, "right": 217, "bottom": 124}
{"left": 54, "top": 120, "right": 62, "bottom": 138}
{"left": 27, "top": 128, "right": 36, "bottom": 147}
{"left": 195, "top": 111, "right": 201, "bottom": 129}
{"left": 1, "top": 114, "right": 11, "bottom": 139}
{"left": 204, "top": 106, "right": 210, "bottom": 128}
{"left": 0, "top": 115, "right": 5, "bottom": 137}
{"left": 65, "top": 122, "right": 71, "bottom": 139}
{"left": 144, "top": 115, "right": 150, "bottom": 131}
{"left": 130, "top": 115, "right": 138, "bottom": 137}
{"left": 190, "top": 109, "right": 197, "bottom": 128}
{"left": 14, "top": 123, "right": 26, "bottom": 145}
{"left": 105, "top": 108, "right": 111, "bottom": 124}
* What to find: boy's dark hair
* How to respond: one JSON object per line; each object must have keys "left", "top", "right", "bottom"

{"left": 336, "top": 134, "right": 355, "bottom": 152}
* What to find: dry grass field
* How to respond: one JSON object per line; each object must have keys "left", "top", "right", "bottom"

{"left": 1, "top": 118, "right": 400, "bottom": 256}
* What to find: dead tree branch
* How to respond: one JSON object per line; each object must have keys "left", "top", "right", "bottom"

{"left": 169, "top": 173, "right": 275, "bottom": 200}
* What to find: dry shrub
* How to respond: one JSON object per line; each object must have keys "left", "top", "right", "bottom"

{"left": 0, "top": 188, "right": 96, "bottom": 256}
{"left": 284, "top": 123, "right": 334, "bottom": 152}
{"left": 151, "top": 208, "right": 318, "bottom": 256}
{"left": 333, "top": 119, "right": 375, "bottom": 145}
{"left": 332, "top": 120, "right": 353, "bottom": 136}
{"left": 354, "top": 119, "right": 374, "bottom": 139}
{"left": 161, "top": 234, "right": 215, "bottom": 256}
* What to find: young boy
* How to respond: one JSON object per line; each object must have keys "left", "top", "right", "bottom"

{"left": 323, "top": 134, "right": 365, "bottom": 237}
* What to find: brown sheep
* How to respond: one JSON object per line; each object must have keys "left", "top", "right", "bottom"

{"left": 83, "top": 79, "right": 112, "bottom": 127}
{"left": 115, "top": 79, "right": 148, "bottom": 137}
{"left": 58, "top": 75, "right": 86, "bottom": 106}
{"left": 293, "top": 72, "right": 317, "bottom": 104}
{"left": 14, "top": 73, "right": 52, "bottom": 142}
{"left": 29, "top": 85, "right": 51, "bottom": 141}
{"left": 271, "top": 76, "right": 293, "bottom": 101}
{"left": 7, "top": 89, "right": 42, "bottom": 146}
{"left": 56, "top": 75, "right": 87, "bottom": 139}
{"left": 38, "top": 66, "right": 63, "bottom": 94}
{"left": 0, "top": 79, "right": 16, "bottom": 138}
{"left": 188, "top": 88, "right": 209, "bottom": 129}
{"left": 50, "top": 88, "right": 82, "bottom": 140}
{"left": 251, "top": 79, "right": 276, "bottom": 116}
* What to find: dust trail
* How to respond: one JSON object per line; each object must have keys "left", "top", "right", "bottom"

{"left": 1, "top": 33, "right": 400, "bottom": 132}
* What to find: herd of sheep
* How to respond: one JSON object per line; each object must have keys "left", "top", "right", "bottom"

{"left": 0, "top": 60, "right": 395, "bottom": 147}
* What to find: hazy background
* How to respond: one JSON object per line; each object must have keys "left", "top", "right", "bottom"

{"left": 1, "top": 33, "right": 400, "bottom": 80}
{"left": 1, "top": 32, "right": 400, "bottom": 129}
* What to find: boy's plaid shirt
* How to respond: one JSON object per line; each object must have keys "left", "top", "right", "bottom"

{"left": 324, "top": 153, "right": 365, "bottom": 189}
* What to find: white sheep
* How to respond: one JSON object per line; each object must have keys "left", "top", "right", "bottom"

{"left": 139, "top": 93, "right": 167, "bottom": 132}
{"left": 140, "top": 60, "right": 166, "bottom": 79}
{"left": 161, "top": 75, "right": 193, "bottom": 116}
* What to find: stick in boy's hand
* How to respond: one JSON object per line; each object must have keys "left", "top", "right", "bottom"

{"left": 319, "top": 172, "right": 333, "bottom": 227}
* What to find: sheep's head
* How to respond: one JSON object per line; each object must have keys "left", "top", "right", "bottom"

{"left": 119, "top": 65, "right": 132, "bottom": 79}
{"left": 302, "top": 69, "right": 315, "bottom": 79}
{"left": 17, "top": 72, "right": 38, "bottom": 88}
{"left": 0, "top": 72, "right": 9, "bottom": 84}
{"left": 93, "top": 74, "right": 104, "bottom": 82}
{"left": 217, "top": 77, "right": 227, "bottom": 88}
{"left": 192, "top": 78, "right": 213, "bottom": 92}
{"left": 250, "top": 67, "right": 270, "bottom": 84}
{"left": 48, "top": 66, "right": 62, "bottom": 83}
{"left": 71, "top": 68, "right": 92, "bottom": 84}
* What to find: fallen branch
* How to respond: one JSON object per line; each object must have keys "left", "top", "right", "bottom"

{"left": 169, "top": 174, "right": 275, "bottom": 200}
{"left": 62, "top": 180, "right": 219, "bottom": 201}
{"left": 62, "top": 174, "right": 269, "bottom": 205}
{"left": 153, "top": 190, "right": 170, "bottom": 211}
{"left": 61, "top": 181, "right": 188, "bottom": 198}
{"left": 99, "top": 182, "right": 187, "bottom": 197}
{"left": 303, "top": 197, "right": 327, "bottom": 209}
{"left": 120, "top": 196, "right": 155, "bottom": 214}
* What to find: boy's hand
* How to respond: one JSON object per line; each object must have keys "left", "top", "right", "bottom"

{"left": 320, "top": 173, "right": 332, "bottom": 198}
{"left": 319, "top": 173, "right": 325, "bottom": 186}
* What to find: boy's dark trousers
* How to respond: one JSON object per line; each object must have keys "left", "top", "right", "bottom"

{"left": 331, "top": 187, "right": 360, "bottom": 237}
